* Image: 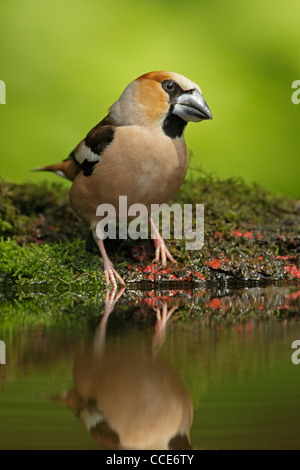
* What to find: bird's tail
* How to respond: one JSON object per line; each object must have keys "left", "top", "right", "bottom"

{"left": 32, "top": 159, "right": 80, "bottom": 182}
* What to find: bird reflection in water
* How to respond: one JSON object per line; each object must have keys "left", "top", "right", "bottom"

{"left": 55, "top": 289, "right": 193, "bottom": 450}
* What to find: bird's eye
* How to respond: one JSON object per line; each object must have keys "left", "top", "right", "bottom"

{"left": 166, "top": 80, "right": 175, "bottom": 90}
{"left": 162, "top": 80, "right": 177, "bottom": 93}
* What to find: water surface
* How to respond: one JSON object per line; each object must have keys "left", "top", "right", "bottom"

{"left": 0, "top": 283, "right": 299, "bottom": 450}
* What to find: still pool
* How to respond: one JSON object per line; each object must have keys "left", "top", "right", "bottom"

{"left": 0, "top": 283, "right": 299, "bottom": 450}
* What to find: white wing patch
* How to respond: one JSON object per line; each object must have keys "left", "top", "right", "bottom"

{"left": 54, "top": 170, "right": 68, "bottom": 179}
{"left": 75, "top": 142, "right": 101, "bottom": 164}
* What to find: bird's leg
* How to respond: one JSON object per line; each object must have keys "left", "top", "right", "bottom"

{"left": 149, "top": 217, "right": 176, "bottom": 267}
{"left": 95, "top": 238, "right": 126, "bottom": 288}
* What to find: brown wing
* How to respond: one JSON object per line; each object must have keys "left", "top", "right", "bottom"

{"left": 70, "top": 115, "right": 116, "bottom": 176}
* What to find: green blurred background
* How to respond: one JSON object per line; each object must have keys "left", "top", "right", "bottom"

{"left": 0, "top": 0, "right": 299, "bottom": 197}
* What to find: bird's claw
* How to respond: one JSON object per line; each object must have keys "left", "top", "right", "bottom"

{"left": 104, "top": 266, "right": 126, "bottom": 289}
{"left": 153, "top": 240, "right": 176, "bottom": 267}
{"left": 96, "top": 238, "right": 126, "bottom": 289}
{"left": 103, "top": 258, "right": 126, "bottom": 289}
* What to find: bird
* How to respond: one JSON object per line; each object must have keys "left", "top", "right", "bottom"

{"left": 36, "top": 71, "right": 212, "bottom": 287}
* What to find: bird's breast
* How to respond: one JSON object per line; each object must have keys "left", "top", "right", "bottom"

{"left": 70, "top": 125, "right": 188, "bottom": 224}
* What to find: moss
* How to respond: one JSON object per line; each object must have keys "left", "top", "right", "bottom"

{"left": 0, "top": 180, "right": 86, "bottom": 244}
{"left": 0, "top": 238, "right": 104, "bottom": 291}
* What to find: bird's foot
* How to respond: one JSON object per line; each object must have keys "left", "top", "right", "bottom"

{"left": 149, "top": 217, "right": 176, "bottom": 267}
{"left": 153, "top": 237, "right": 176, "bottom": 267}
{"left": 103, "top": 258, "right": 126, "bottom": 289}
{"left": 95, "top": 237, "right": 126, "bottom": 288}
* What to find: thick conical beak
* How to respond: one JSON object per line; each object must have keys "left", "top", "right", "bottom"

{"left": 173, "top": 89, "right": 212, "bottom": 122}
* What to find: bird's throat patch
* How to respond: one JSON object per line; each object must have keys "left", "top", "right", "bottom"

{"left": 162, "top": 113, "right": 186, "bottom": 139}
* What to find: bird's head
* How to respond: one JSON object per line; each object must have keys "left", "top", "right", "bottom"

{"left": 109, "top": 71, "right": 212, "bottom": 137}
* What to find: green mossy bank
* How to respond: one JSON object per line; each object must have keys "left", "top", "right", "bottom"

{"left": 0, "top": 173, "right": 299, "bottom": 299}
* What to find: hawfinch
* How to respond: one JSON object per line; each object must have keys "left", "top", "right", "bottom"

{"left": 37, "top": 71, "right": 212, "bottom": 287}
